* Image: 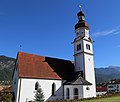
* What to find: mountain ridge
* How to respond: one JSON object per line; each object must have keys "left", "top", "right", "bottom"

{"left": 0, "top": 55, "right": 120, "bottom": 85}
{"left": 0, "top": 56, "right": 15, "bottom": 84}
{"left": 95, "top": 66, "right": 120, "bottom": 83}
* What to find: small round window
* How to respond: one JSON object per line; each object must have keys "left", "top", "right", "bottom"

{"left": 86, "top": 87, "right": 90, "bottom": 90}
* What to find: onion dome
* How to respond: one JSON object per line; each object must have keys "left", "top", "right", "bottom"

{"left": 75, "top": 6, "right": 89, "bottom": 30}
{"left": 77, "top": 11, "right": 85, "bottom": 18}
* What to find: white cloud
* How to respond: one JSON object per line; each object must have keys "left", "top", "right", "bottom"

{"left": 91, "top": 26, "right": 120, "bottom": 37}
{"left": 117, "top": 45, "right": 120, "bottom": 48}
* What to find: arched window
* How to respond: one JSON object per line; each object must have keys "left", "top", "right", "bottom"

{"left": 35, "top": 82, "right": 39, "bottom": 90}
{"left": 86, "top": 44, "right": 90, "bottom": 50}
{"left": 52, "top": 83, "right": 56, "bottom": 96}
{"left": 66, "top": 88, "right": 70, "bottom": 99}
{"left": 74, "top": 88, "right": 78, "bottom": 99}
{"left": 77, "top": 44, "right": 81, "bottom": 51}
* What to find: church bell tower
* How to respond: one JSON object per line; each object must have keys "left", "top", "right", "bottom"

{"left": 74, "top": 6, "right": 96, "bottom": 97}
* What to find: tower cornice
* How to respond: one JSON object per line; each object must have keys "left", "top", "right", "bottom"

{"left": 73, "top": 37, "right": 93, "bottom": 44}
{"left": 73, "top": 51, "right": 94, "bottom": 56}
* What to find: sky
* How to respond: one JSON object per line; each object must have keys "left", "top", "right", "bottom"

{"left": 0, "top": 0, "right": 120, "bottom": 68}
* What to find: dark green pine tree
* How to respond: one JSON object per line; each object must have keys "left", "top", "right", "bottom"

{"left": 34, "top": 86, "right": 44, "bottom": 102}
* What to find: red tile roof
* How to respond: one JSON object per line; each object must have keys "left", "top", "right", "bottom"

{"left": 17, "top": 52, "right": 75, "bottom": 80}
{"left": 96, "top": 87, "right": 107, "bottom": 92}
{"left": 107, "top": 79, "right": 120, "bottom": 84}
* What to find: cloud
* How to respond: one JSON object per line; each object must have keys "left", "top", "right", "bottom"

{"left": 117, "top": 45, "right": 120, "bottom": 48}
{"left": 91, "top": 26, "right": 120, "bottom": 37}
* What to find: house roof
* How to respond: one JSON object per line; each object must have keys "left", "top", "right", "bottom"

{"left": 107, "top": 79, "right": 120, "bottom": 84}
{"left": 64, "top": 75, "right": 92, "bottom": 85}
{"left": 17, "top": 52, "right": 75, "bottom": 80}
{"left": 96, "top": 87, "right": 107, "bottom": 92}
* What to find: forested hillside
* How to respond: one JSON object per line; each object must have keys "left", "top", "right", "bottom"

{"left": 0, "top": 56, "right": 15, "bottom": 84}
{"left": 0, "top": 55, "right": 120, "bottom": 85}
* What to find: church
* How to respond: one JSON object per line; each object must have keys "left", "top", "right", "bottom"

{"left": 12, "top": 7, "right": 96, "bottom": 102}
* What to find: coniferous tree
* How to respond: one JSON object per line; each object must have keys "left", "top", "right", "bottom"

{"left": 1, "top": 86, "right": 12, "bottom": 102}
{"left": 1, "top": 92, "right": 12, "bottom": 102}
{"left": 34, "top": 85, "right": 44, "bottom": 102}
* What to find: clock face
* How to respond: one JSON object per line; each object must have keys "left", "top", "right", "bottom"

{"left": 76, "top": 29, "right": 88, "bottom": 37}
{"left": 80, "top": 30, "right": 84, "bottom": 37}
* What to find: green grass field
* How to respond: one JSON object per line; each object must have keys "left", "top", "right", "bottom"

{"left": 81, "top": 96, "right": 120, "bottom": 102}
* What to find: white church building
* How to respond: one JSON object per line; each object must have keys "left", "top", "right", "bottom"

{"left": 12, "top": 8, "right": 96, "bottom": 102}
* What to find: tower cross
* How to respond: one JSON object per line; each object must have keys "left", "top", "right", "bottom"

{"left": 20, "top": 45, "right": 22, "bottom": 52}
{"left": 79, "top": 5, "right": 82, "bottom": 11}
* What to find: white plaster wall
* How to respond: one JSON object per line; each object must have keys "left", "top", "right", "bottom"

{"left": 18, "top": 78, "right": 62, "bottom": 102}
{"left": 118, "top": 84, "right": 120, "bottom": 92}
{"left": 74, "top": 39, "right": 96, "bottom": 98}
{"left": 75, "top": 28, "right": 89, "bottom": 38}
{"left": 83, "top": 40, "right": 93, "bottom": 54}
{"left": 74, "top": 39, "right": 84, "bottom": 72}
{"left": 83, "top": 85, "right": 95, "bottom": 98}
{"left": 74, "top": 40, "right": 83, "bottom": 54}
{"left": 107, "top": 84, "right": 115, "bottom": 92}
{"left": 64, "top": 85, "right": 83, "bottom": 100}
{"left": 107, "top": 84, "right": 120, "bottom": 92}
{"left": 83, "top": 86, "right": 90, "bottom": 98}
{"left": 84, "top": 54, "right": 96, "bottom": 97}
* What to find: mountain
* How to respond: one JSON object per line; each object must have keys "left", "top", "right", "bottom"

{"left": 0, "top": 56, "right": 15, "bottom": 84}
{"left": 95, "top": 66, "right": 120, "bottom": 84}
{"left": 0, "top": 55, "right": 120, "bottom": 85}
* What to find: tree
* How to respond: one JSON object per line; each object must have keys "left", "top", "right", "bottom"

{"left": 34, "top": 85, "right": 44, "bottom": 102}
{"left": 1, "top": 92, "right": 12, "bottom": 102}
{"left": 1, "top": 86, "right": 12, "bottom": 102}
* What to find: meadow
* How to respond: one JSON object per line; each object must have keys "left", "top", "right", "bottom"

{"left": 79, "top": 96, "right": 120, "bottom": 102}
{"left": 48, "top": 95, "right": 120, "bottom": 102}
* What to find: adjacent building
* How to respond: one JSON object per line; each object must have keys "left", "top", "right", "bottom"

{"left": 107, "top": 79, "right": 120, "bottom": 93}
{"left": 96, "top": 84, "right": 107, "bottom": 96}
